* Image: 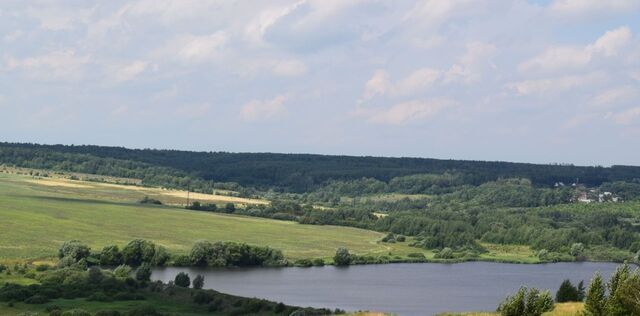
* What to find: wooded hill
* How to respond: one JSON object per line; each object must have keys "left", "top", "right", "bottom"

{"left": 1, "top": 142, "right": 639, "bottom": 193}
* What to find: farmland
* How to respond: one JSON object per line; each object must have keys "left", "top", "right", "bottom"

{"left": 0, "top": 172, "right": 427, "bottom": 262}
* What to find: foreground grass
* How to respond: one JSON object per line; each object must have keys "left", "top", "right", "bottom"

{"left": 0, "top": 173, "right": 426, "bottom": 262}
{"left": 438, "top": 302, "right": 585, "bottom": 316}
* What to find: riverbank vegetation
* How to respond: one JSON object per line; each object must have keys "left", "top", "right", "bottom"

{"left": 0, "top": 252, "right": 338, "bottom": 316}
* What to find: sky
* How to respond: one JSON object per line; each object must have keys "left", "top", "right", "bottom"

{"left": 1, "top": 0, "right": 639, "bottom": 166}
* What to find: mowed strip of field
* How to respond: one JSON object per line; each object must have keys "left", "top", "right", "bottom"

{"left": 20, "top": 176, "right": 267, "bottom": 206}
{"left": 0, "top": 173, "right": 423, "bottom": 261}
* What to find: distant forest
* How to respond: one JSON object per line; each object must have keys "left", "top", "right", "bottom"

{"left": 1, "top": 142, "right": 639, "bottom": 193}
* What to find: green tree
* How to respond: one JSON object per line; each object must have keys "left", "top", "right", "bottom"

{"left": 193, "top": 274, "right": 205, "bottom": 290}
{"left": 190, "top": 240, "right": 213, "bottom": 266}
{"left": 225, "top": 203, "right": 236, "bottom": 213}
{"left": 616, "top": 272, "right": 640, "bottom": 315}
{"left": 577, "top": 280, "right": 586, "bottom": 301}
{"left": 122, "top": 239, "right": 156, "bottom": 266}
{"left": 333, "top": 247, "right": 351, "bottom": 266}
{"left": 135, "top": 263, "right": 152, "bottom": 281}
{"left": 87, "top": 266, "right": 104, "bottom": 284}
{"left": 113, "top": 265, "right": 132, "bottom": 279}
{"left": 555, "top": 279, "right": 579, "bottom": 302}
{"left": 498, "top": 287, "right": 553, "bottom": 316}
{"left": 58, "top": 240, "right": 91, "bottom": 261}
{"left": 151, "top": 246, "right": 170, "bottom": 266}
{"left": 606, "top": 264, "right": 632, "bottom": 316}
{"left": 99, "top": 245, "right": 123, "bottom": 266}
{"left": 570, "top": 243, "right": 585, "bottom": 259}
{"left": 174, "top": 272, "right": 190, "bottom": 288}
{"left": 584, "top": 273, "right": 607, "bottom": 316}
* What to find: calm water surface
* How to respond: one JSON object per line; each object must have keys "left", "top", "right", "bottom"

{"left": 152, "top": 262, "right": 621, "bottom": 316}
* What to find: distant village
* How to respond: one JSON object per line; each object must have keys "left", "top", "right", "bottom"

{"left": 555, "top": 181, "right": 622, "bottom": 203}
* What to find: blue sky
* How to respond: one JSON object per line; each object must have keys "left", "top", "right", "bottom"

{"left": 1, "top": 0, "right": 639, "bottom": 166}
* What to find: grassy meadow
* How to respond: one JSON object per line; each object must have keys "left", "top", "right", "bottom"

{"left": 0, "top": 170, "right": 541, "bottom": 264}
{"left": 0, "top": 172, "right": 430, "bottom": 262}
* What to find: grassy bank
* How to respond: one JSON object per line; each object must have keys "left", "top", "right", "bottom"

{"left": 438, "top": 302, "right": 584, "bottom": 316}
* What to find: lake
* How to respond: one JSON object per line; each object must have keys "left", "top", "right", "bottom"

{"left": 152, "top": 262, "right": 622, "bottom": 316}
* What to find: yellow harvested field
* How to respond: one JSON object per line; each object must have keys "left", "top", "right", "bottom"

{"left": 26, "top": 178, "right": 92, "bottom": 189}
{"left": 18, "top": 174, "right": 268, "bottom": 207}
{"left": 163, "top": 190, "right": 269, "bottom": 205}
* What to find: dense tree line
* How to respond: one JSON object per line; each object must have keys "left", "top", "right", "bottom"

{"left": 2, "top": 142, "right": 640, "bottom": 192}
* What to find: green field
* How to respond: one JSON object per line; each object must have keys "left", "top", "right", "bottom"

{"left": 0, "top": 172, "right": 429, "bottom": 262}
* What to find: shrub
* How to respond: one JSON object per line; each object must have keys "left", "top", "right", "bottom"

{"left": 333, "top": 247, "right": 351, "bottom": 266}
{"left": 312, "top": 258, "right": 325, "bottom": 266}
{"left": 87, "top": 292, "right": 113, "bottom": 302}
{"left": 193, "top": 275, "right": 205, "bottom": 290}
{"left": 193, "top": 291, "right": 214, "bottom": 304}
{"left": 88, "top": 266, "right": 104, "bottom": 284}
{"left": 125, "top": 305, "right": 162, "bottom": 316}
{"left": 174, "top": 272, "right": 190, "bottom": 288}
{"left": 58, "top": 241, "right": 91, "bottom": 261}
{"left": 172, "top": 255, "right": 191, "bottom": 266}
{"left": 24, "top": 294, "right": 49, "bottom": 304}
{"left": 61, "top": 309, "right": 92, "bottom": 316}
{"left": 113, "top": 265, "right": 132, "bottom": 278}
{"left": 294, "top": 259, "right": 313, "bottom": 267}
{"left": 135, "top": 263, "right": 151, "bottom": 282}
{"left": 45, "top": 305, "right": 62, "bottom": 313}
{"left": 100, "top": 245, "right": 123, "bottom": 266}
{"left": 396, "top": 235, "right": 406, "bottom": 242}
{"left": 35, "top": 264, "right": 50, "bottom": 272}
{"left": 407, "top": 252, "right": 426, "bottom": 259}
{"left": 95, "top": 311, "right": 121, "bottom": 316}
{"left": 122, "top": 239, "right": 157, "bottom": 266}
{"left": 0, "top": 264, "right": 6, "bottom": 273}
{"left": 435, "top": 247, "right": 454, "bottom": 259}
{"left": 139, "top": 196, "right": 162, "bottom": 205}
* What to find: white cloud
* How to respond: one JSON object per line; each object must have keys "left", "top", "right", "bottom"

{"left": 548, "top": 0, "right": 640, "bottom": 17}
{"left": 362, "top": 70, "right": 391, "bottom": 100}
{"left": 519, "top": 46, "right": 591, "bottom": 73}
{"left": 356, "top": 98, "right": 456, "bottom": 125}
{"left": 110, "top": 60, "right": 148, "bottom": 82}
{"left": 587, "top": 26, "right": 632, "bottom": 57}
{"left": 245, "top": 1, "right": 305, "bottom": 45}
{"left": 394, "top": 68, "right": 441, "bottom": 96}
{"left": 240, "top": 95, "right": 288, "bottom": 121}
{"left": 271, "top": 60, "right": 307, "bottom": 77}
{"left": 608, "top": 106, "right": 640, "bottom": 125}
{"left": 444, "top": 41, "right": 496, "bottom": 83}
{"left": 173, "top": 32, "right": 228, "bottom": 63}
{"left": 591, "top": 86, "right": 637, "bottom": 108}
{"left": 519, "top": 27, "right": 632, "bottom": 73}
{"left": 175, "top": 103, "right": 211, "bottom": 119}
{"left": 6, "top": 50, "right": 90, "bottom": 81}
{"left": 27, "top": 6, "right": 93, "bottom": 31}
{"left": 362, "top": 68, "right": 441, "bottom": 101}
{"left": 507, "top": 73, "right": 604, "bottom": 96}
{"left": 404, "top": 0, "right": 479, "bottom": 29}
